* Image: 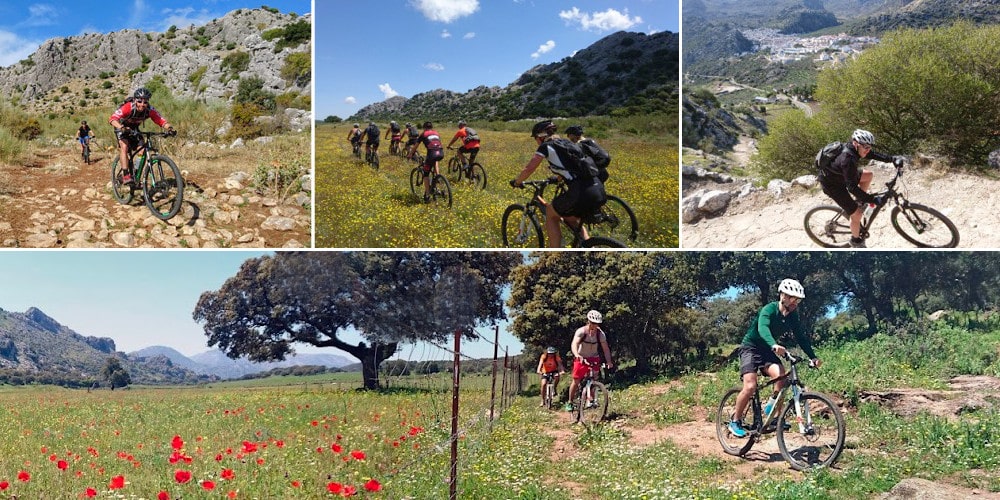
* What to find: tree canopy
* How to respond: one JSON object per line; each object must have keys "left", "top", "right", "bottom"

{"left": 193, "top": 252, "right": 521, "bottom": 389}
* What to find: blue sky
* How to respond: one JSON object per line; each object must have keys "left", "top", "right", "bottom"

{"left": 0, "top": 251, "right": 523, "bottom": 362}
{"left": 0, "top": 0, "right": 311, "bottom": 67}
{"left": 315, "top": 0, "right": 679, "bottom": 120}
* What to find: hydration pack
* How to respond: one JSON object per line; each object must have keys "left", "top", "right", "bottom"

{"left": 815, "top": 141, "right": 844, "bottom": 173}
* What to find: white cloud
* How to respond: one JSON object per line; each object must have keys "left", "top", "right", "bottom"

{"left": 158, "top": 7, "right": 218, "bottom": 31}
{"left": 345, "top": 96, "right": 357, "bottom": 104}
{"left": 379, "top": 83, "right": 399, "bottom": 99}
{"left": 463, "top": 32, "right": 475, "bottom": 39}
{"left": 0, "top": 30, "right": 40, "bottom": 67}
{"left": 441, "top": 29, "right": 452, "bottom": 38}
{"left": 531, "top": 40, "right": 555, "bottom": 59}
{"left": 410, "top": 0, "right": 480, "bottom": 23}
{"left": 424, "top": 62, "right": 445, "bottom": 71}
{"left": 558, "top": 7, "right": 642, "bottom": 32}
{"left": 24, "top": 4, "right": 58, "bottom": 27}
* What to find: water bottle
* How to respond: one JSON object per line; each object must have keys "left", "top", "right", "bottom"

{"left": 136, "top": 154, "right": 146, "bottom": 173}
{"left": 763, "top": 395, "right": 778, "bottom": 417}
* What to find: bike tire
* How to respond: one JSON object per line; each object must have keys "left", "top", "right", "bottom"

{"left": 409, "top": 167, "right": 423, "bottom": 196}
{"left": 448, "top": 156, "right": 461, "bottom": 176}
{"left": 803, "top": 205, "right": 852, "bottom": 248}
{"left": 588, "top": 195, "right": 639, "bottom": 242}
{"left": 501, "top": 204, "right": 544, "bottom": 248}
{"left": 371, "top": 151, "right": 380, "bottom": 170}
{"left": 544, "top": 384, "right": 554, "bottom": 410}
{"left": 110, "top": 156, "right": 135, "bottom": 204}
{"left": 776, "top": 392, "right": 846, "bottom": 471}
{"left": 576, "top": 381, "right": 608, "bottom": 424}
{"left": 580, "top": 236, "right": 627, "bottom": 248}
{"left": 890, "top": 203, "right": 959, "bottom": 248}
{"left": 142, "top": 154, "right": 184, "bottom": 220}
{"left": 716, "top": 387, "right": 756, "bottom": 457}
{"left": 430, "top": 174, "right": 452, "bottom": 208}
{"left": 467, "top": 163, "right": 487, "bottom": 190}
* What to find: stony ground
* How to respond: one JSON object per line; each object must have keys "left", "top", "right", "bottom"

{"left": 0, "top": 140, "right": 311, "bottom": 248}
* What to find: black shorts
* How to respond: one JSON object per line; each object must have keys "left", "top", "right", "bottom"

{"left": 820, "top": 178, "right": 860, "bottom": 216}
{"left": 552, "top": 178, "right": 606, "bottom": 218}
{"left": 738, "top": 344, "right": 782, "bottom": 377}
{"left": 422, "top": 149, "right": 444, "bottom": 171}
{"left": 366, "top": 139, "right": 380, "bottom": 147}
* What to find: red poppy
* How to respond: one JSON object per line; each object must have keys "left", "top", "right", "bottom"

{"left": 17, "top": 471, "right": 30, "bottom": 482}
{"left": 202, "top": 480, "right": 216, "bottom": 490}
{"left": 343, "top": 485, "right": 358, "bottom": 496}
{"left": 241, "top": 441, "right": 257, "bottom": 453}
{"left": 109, "top": 475, "right": 126, "bottom": 490}
{"left": 327, "top": 482, "right": 343, "bottom": 494}
{"left": 0, "top": 481, "right": 8, "bottom": 490}
{"left": 256, "top": 458, "right": 265, "bottom": 466}
{"left": 221, "top": 468, "right": 235, "bottom": 480}
{"left": 291, "top": 480, "right": 301, "bottom": 488}
{"left": 171, "top": 435, "right": 184, "bottom": 450}
{"left": 331, "top": 443, "right": 342, "bottom": 453}
{"left": 84, "top": 487, "right": 98, "bottom": 497}
{"left": 350, "top": 450, "right": 366, "bottom": 461}
{"left": 364, "top": 479, "right": 382, "bottom": 492}
{"left": 158, "top": 492, "right": 170, "bottom": 500}
{"left": 57, "top": 460, "right": 69, "bottom": 470}
{"left": 227, "top": 491, "right": 238, "bottom": 499}
{"left": 175, "top": 470, "right": 192, "bottom": 484}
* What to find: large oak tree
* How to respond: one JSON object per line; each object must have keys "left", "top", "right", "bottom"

{"left": 193, "top": 252, "right": 520, "bottom": 389}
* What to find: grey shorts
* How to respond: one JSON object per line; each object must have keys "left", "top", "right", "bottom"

{"left": 738, "top": 344, "right": 782, "bottom": 376}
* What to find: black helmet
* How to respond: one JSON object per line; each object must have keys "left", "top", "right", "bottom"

{"left": 134, "top": 87, "right": 152, "bottom": 100}
{"left": 565, "top": 125, "right": 584, "bottom": 136}
{"left": 81, "top": 120, "right": 87, "bottom": 125}
{"left": 531, "top": 120, "right": 556, "bottom": 138}
{"left": 423, "top": 121, "right": 433, "bottom": 129}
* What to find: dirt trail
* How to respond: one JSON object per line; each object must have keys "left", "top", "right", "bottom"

{"left": 682, "top": 152, "right": 1000, "bottom": 249}
{"left": 0, "top": 143, "right": 310, "bottom": 248}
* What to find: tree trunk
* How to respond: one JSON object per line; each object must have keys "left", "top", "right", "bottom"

{"left": 336, "top": 341, "right": 399, "bottom": 390}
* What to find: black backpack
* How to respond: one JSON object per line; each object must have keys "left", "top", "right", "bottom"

{"left": 815, "top": 141, "right": 844, "bottom": 173}
{"left": 550, "top": 138, "right": 600, "bottom": 181}
{"left": 366, "top": 124, "right": 380, "bottom": 138}
{"left": 579, "top": 138, "right": 611, "bottom": 182}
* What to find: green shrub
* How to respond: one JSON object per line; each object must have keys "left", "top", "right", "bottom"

{"left": 749, "top": 109, "right": 849, "bottom": 181}
{"left": 280, "top": 52, "right": 310, "bottom": 86}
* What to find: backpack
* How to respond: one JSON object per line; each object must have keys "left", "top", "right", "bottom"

{"left": 463, "top": 127, "right": 479, "bottom": 144}
{"left": 550, "top": 138, "right": 600, "bottom": 181}
{"left": 366, "top": 124, "right": 380, "bottom": 139}
{"left": 815, "top": 141, "right": 844, "bottom": 173}
{"left": 579, "top": 138, "right": 611, "bottom": 182}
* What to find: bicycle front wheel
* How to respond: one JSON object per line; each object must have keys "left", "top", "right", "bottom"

{"left": 501, "top": 204, "right": 543, "bottom": 248}
{"left": 544, "top": 384, "right": 554, "bottom": 410}
{"left": 776, "top": 392, "right": 846, "bottom": 471}
{"left": 110, "top": 156, "right": 135, "bottom": 204}
{"left": 430, "top": 174, "right": 452, "bottom": 208}
{"left": 891, "top": 203, "right": 959, "bottom": 248}
{"left": 460, "top": 163, "right": 487, "bottom": 190}
{"left": 409, "top": 167, "right": 423, "bottom": 196}
{"left": 142, "top": 155, "right": 184, "bottom": 220}
{"left": 716, "top": 387, "right": 756, "bottom": 456}
{"left": 447, "top": 155, "right": 461, "bottom": 175}
{"left": 371, "top": 151, "right": 380, "bottom": 170}
{"left": 580, "top": 236, "right": 627, "bottom": 248}
{"left": 576, "top": 381, "right": 608, "bottom": 424}
{"left": 588, "top": 195, "right": 639, "bottom": 242}
{"left": 804, "top": 205, "right": 851, "bottom": 248}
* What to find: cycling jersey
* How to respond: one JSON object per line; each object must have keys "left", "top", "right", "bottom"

{"left": 418, "top": 129, "right": 444, "bottom": 169}
{"left": 741, "top": 301, "right": 817, "bottom": 360}
{"left": 453, "top": 127, "right": 480, "bottom": 149}
{"left": 109, "top": 102, "right": 166, "bottom": 129}
{"left": 820, "top": 142, "right": 892, "bottom": 205}
{"left": 539, "top": 353, "right": 562, "bottom": 374}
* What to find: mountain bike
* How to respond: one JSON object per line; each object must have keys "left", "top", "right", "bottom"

{"left": 351, "top": 140, "right": 362, "bottom": 160}
{"left": 541, "top": 372, "right": 560, "bottom": 410}
{"left": 572, "top": 359, "right": 609, "bottom": 424}
{"left": 446, "top": 147, "right": 487, "bottom": 190}
{"left": 554, "top": 182, "right": 639, "bottom": 243}
{"left": 804, "top": 163, "right": 959, "bottom": 248}
{"left": 389, "top": 138, "right": 402, "bottom": 156}
{"left": 364, "top": 145, "right": 380, "bottom": 170}
{"left": 110, "top": 129, "right": 184, "bottom": 221}
{"left": 81, "top": 139, "right": 91, "bottom": 165}
{"left": 409, "top": 164, "right": 452, "bottom": 208}
{"left": 502, "top": 177, "right": 627, "bottom": 248}
{"left": 715, "top": 351, "right": 846, "bottom": 471}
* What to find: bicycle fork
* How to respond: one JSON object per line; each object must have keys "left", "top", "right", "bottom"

{"left": 788, "top": 385, "right": 815, "bottom": 436}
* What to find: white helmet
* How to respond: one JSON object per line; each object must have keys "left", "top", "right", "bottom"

{"left": 851, "top": 129, "right": 875, "bottom": 146}
{"left": 778, "top": 278, "right": 805, "bottom": 299}
{"left": 586, "top": 310, "right": 603, "bottom": 324}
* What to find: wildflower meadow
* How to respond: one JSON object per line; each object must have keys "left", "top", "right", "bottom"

{"left": 314, "top": 123, "right": 679, "bottom": 248}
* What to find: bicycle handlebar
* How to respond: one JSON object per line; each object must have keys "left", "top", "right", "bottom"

{"left": 783, "top": 351, "right": 819, "bottom": 369}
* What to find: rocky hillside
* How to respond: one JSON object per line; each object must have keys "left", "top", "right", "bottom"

{"left": 682, "top": 88, "right": 767, "bottom": 151}
{"left": 845, "top": 0, "right": 1000, "bottom": 34}
{"left": 351, "top": 30, "right": 677, "bottom": 122}
{"left": 0, "top": 8, "right": 311, "bottom": 114}
{"left": 0, "top": 307, "right": 210, "bottom": 386}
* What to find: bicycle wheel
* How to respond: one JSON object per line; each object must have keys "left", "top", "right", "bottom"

{"left": 803, "top": 205, "right": 851, "bottom": 248}
{"left": 501, "top": 204, "right": 544, "bottom": 248}
{"left": 716, "top": 387, "right": 756, "bottom": 456}
{"left": 430, "top": 174, "right": 452, "bottom": 208}
{"left": 142, "top": 155, "right": 184, "bottom": 220}
{"left": 891, "top": 203, "right": 959, "bottom": 248}
{"left": 371, "top": 151, "right": 380, "bottom": 170}
{"left": 587, "top": 195, "right": 639, "bottom": 242}
{"left": 580, "top": 236, "right": 627, "bottom": 248}
{"left": 544, "top": 384, "right": 554, "bottom": 410}
{"left": 576, "top": 381, "right": 608, "bottom": 424}
{"left": 455, "top": 163, "right": 487, "bottom": 190}
{"left": 448, "top": 155, "right": 461, "bottom": 176}
{"left": 409, "top": 167, "right": 424, "bottom": 196}
{"left": 110, "top": 156, "right": 134, "bottom": 204}
{"left": 776, "top": 392, "right": 845, "bottom": 471}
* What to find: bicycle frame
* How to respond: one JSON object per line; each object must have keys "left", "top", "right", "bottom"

{"left": 749, "top": 355, "right": 810, "bottom": 436}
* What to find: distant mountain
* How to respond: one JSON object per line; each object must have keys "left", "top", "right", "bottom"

{"left": 187, "top": 349, "right": 353, "bottom": 379}
{"left": 350, "top": 30, "right": 678, "bottom": 122}
{"left": 0, "top": 307, "right": 209, "bottom": 386}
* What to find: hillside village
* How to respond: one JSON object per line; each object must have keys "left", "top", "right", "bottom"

{"left": 741, "top": 28, "right": 879, "bottom": 64}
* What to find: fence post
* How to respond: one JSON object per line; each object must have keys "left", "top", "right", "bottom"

{"left": 489, "top": 324, "right": 499, "bottom": 431}
{"left": 449, "top": 329, "right": 460, "bottom": 500}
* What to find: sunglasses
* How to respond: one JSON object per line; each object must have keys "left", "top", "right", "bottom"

{"left": 135, "top": 99, "right": 149, "bottom": 104}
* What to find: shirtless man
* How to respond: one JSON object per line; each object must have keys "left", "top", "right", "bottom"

{"left": 567, "top": 310, "right": 615, "bottom": 411}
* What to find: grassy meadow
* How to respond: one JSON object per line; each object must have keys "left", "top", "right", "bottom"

{"left": 3, "top": 323, "right": 1000, "bottom": 498}
{"left": 314, "top": 123, "right": 679, "bottom": 248}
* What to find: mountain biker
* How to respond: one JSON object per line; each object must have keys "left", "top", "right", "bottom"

{"left": 385, "top": 120, "right": 402, "bottom": 153}
{"left": 359, "top": 121, "right": 380, "bottom": 161}
{"left": 408, "top": 121, "right": 445, "bottom": 202}
{"left": 729, "top": 279, "right": 822, "bottom": 438}
{"left": 817, "top": 129, "right": 900, "bottom": 248}
{"left": 536, "top": 346, "right": 566, "bottom": 407}
{"left": 109, "top": 88, "right": 174, "bottom": 184}
{"left": 566, "top": 310, "right": 615, "bottom": 412}
{"left": 445, "top": 119, "right": 480, "bottom": 169}
{"left": 511, "top": 120, "right": 607, "bottom": 248}
{"left": 347, "top": 123, "right": 362, "bottom": 152}
{"left": 404, "top": 122, "right": 421, "bottom": 157}
{"left": 565, "top": 125, "right": 611, "bottom": 183}
{"left": 75, "top": 120, "right": 92, "bottom": 159}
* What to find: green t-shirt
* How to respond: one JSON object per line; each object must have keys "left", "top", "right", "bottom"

{"left": 742, "top": 301, "right": 817, "bottom": 359}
